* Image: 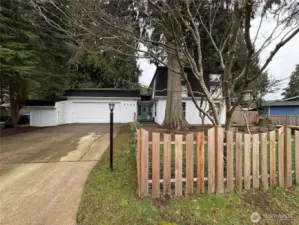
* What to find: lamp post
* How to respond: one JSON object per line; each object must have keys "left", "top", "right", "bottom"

{"left": 109, "top": 102, "right": 115, "bottom": 172}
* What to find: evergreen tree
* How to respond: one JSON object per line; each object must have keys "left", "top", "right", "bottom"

{"left": 283, "top": 64, "right": 299, "bottom": 98}
{"left": 30, "top": 0, "right": 72, "bottom": 99}
{"left": 0, "top": 0, "right": 39, "bottom": 127}
{"left": 70, "top": 51, "right": 141, "bottom": 89}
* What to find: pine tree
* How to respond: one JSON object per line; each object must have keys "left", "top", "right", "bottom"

{"left": 283, "top": 64, "right": 299, "bottom": 98}
{"left": 30, "top": 0, "right": 72, "bottom": 99}
{"left": 69, "top": 51, "right": 140, "bottom": 89}
{"left": 0, "top": 0, "right": 39, "bottom": 127}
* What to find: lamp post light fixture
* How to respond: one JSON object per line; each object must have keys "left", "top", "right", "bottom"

{"left": 109, "top": 102, "right": 115, "bottom": 172}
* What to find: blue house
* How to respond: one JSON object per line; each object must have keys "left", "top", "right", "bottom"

{"left": 263, "top": 95, "right": 299, "bottom": 116}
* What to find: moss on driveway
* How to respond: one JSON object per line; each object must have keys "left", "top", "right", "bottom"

{"left": 77, "top": 125, "right": 299, "bottom": 225}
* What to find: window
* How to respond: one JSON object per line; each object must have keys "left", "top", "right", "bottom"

{"left": 182, "top": 102, "right": 186, "bottom": 118}
{"left": 155, "top": 103, "right": 157, "bottom": 117}
{"left": 138, "top": 105, "right": 141, "bottom": 116}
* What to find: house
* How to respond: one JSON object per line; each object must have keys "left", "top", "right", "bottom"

{"left": 138, "top": 67, "right": 226, "bottom": 125}
{"left": 263, "top": 95, "right": 299, "bottom": 116}
{"left": 25, "top": 67, "right": 226, "bottom": 127}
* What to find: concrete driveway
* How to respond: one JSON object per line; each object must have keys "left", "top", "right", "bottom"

{"left": 0, "top": 124, "right": 120, "bottom": 225}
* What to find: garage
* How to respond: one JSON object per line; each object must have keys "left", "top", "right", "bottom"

{"left": 72, "top": 102, "right": 121, "bottom": 123}
{"left": 25, "top": 89, "right": 140, "bottom": 127}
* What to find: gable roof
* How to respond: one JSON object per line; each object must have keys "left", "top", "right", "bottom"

{"left": 63, "top": 88, "right": 140, "bottom": 98}
{"left": 149, "top": 66, "right": 210, "bottom": 97}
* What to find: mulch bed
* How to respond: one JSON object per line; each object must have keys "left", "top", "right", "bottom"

{"left": 0, "top": 126, "right": 42, "bottom": 137}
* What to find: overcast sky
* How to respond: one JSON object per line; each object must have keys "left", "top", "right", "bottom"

{"left": 138, "top": 13, "right": 299, "bottom": 101}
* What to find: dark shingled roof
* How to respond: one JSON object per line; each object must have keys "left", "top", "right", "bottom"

{"left": 63, "top": 89, "right": 140, "bottom": 98}
{"left": 25, "top": 99, "right": 65, "bottom": 107}
{"left": 149, "top": 67, "right": 211, "bottom": 97}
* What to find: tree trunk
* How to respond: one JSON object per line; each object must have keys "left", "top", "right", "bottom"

{"left": 162, "top": 53, "right": 189, "bottom": 130}
{"left": 223, "top": 67, "right": 232, "bottom": 130}
{"left": 9, "top": 82, "right": 25, "bottom": 129}
{"left": 0, "top": 76, "right": 3, "bottom": 104}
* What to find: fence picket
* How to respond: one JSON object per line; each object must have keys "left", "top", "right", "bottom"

{"left": 269, "top": 131, "right": 276, "bottom": 187}
{"left": 137, "top": 129, "right": 141, "bottom": 197}
{"left": 163, "top": 133, "right": 171, "bottom": 195}
{"left": 252, "top": 134, "right": 259, "bottom": 188}
{"left": 152, "top": 132, "right": 160, "bottom": 198}
{"left": 208, "top": 128, "right": 215, "bottom": 193}
{"left": 175, "top": 134, "right": 183, "bottom": 196}
{"left": 140, "top": 129, "right": 149, "bottom": 197}
{"left": 236, "top": 133, "right": 243, "bottom": 189}
{"left": 278, "top": 127, "right": 284, "bottom": 187}
{"left": 261, "top": 133, "right": 268, "bottom": 189}
{"left": 226, "top": 131, "right": 234, "bottom": 192}
{"left": 197, "top": 132, "right": 205, "bottom": 193}
{"left": 216, "top": 127, "right": 224, "bottom": 194}
{"left": 284, "top": 126, "right": 292, "bottom": 187}
{"left": 244, "top": 134, "right": 251, "bottom": 190}
{"left": 295, "top": 131, "right": 299, "bottom": 185}
{"left": 186, "top": 133, "right": 194, "bottom": 195}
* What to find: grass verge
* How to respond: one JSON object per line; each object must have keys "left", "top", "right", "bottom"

{"left": 77, "top": 125, "right": 299, "bottom": 225}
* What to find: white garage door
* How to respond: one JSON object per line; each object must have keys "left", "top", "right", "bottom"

{"left": 72, "top": 102, "right": 121, "bottom": 123}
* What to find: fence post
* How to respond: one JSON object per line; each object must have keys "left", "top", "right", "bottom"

{"left": 284, "top": 125, "right": 292, "bottom": 187}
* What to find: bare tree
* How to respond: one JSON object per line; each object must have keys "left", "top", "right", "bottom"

{"left": 30, "top": 0, "right": 299, "bottom": 129}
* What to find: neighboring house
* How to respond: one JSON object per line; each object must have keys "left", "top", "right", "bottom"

{"left": 25, "top": 67, "right": 226, "bottom": 127}
{"left": 263, "top": 95, "right": 299, "bottom": 116}
{"left": 140, "top": 66, "right": 226, "bottom": 125}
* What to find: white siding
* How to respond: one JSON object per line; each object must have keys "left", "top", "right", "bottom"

{"left": 154, "top": 99, "right": 226, "bottom": 125}
{"left": 30, "top": 109, "right": 57, "bottom": 127}
{"left": 64, "top": 98, "right": 137, "bottom": 123}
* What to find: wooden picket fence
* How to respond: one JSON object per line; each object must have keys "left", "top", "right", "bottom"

{"left": 136, "top": 126, "right": 299, "bottom": 198}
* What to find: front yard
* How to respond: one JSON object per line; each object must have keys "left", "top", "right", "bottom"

{"left": 77, "top": 125, "right": 299, "bottom": 225}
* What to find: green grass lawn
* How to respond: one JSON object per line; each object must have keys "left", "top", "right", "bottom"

{"left": 77, "top": 125, "right": 299, "bottom": 225}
